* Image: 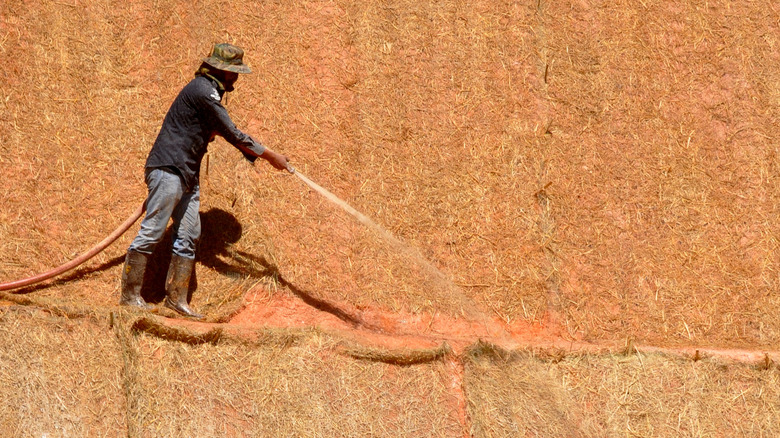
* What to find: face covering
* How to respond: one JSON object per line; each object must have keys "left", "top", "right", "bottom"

{"left": 222, "top": 76, "right": 237, "bottom": 92}
{"left": 195, "top": 67, "right": 234, "bottom": 92}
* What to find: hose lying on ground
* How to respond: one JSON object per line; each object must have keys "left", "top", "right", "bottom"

{"left": 0, "top": 204, "right": 145, "bottom": 292}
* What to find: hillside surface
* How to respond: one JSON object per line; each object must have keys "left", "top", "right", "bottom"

{"left": 2, "top": 0, "right": 780, "bottom": 436}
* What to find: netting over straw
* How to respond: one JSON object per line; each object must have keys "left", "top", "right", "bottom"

{"left": 464, "top": 342, "right": 780, "bottom": 437}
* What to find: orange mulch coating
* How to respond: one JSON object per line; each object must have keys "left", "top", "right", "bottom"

{"left": 2, "top": 0, "right": 780, "bottom": 354}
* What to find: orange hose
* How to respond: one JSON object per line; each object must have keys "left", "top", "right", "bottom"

{"left": 0, "top": 203, "right": 145, "bottom": 291}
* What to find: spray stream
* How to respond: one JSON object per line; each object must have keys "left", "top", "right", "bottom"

{"left": 286, "top": 164, "right": 401, "bottom": 246}
{"left": 284, "top": 164, "right": 471, "bottom": 311}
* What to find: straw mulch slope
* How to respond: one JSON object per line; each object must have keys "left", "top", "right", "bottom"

{"left": 464, "top": 343, "right": 601, "bottom": 437}
{"left": 0, "top": 308, "right": 462, "bottom": 437}
{"left": 215, "top": 0, "right": 551, "bottom": 320}
{"left": 465, "top": 343, "right": 780, "bottom": 437}
{"left": 0, "top": 307, "right": 125, "bottom": 436}
{"left": 126, "top": 327, "right": 461, "bottom": 436}
{"left": 540, "top": 1, "right": 780, "bottom": 347}
{"left": 3, "top": 0, "right": 780, "bottom": 435}
{"left": 4, "top": 306, "right": 780, "bottom": 437}
{"left": 4, "top": 0, "right": 779, "bottom": 346}
{"left": 0, "top": 0, "right": 551, "bottom": 323}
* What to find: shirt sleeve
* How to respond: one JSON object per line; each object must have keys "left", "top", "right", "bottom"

{"left": 196, "top": 84, "right": 266, "bottom": 162}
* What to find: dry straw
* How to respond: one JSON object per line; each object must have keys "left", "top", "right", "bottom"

{"left": 464, "top": 342, "right": 780, "bottom": 437}
{"left": 112, "top": 311, "right": 463, "bottom": 436}
{"left": 0, "top": 307, "right": 126, "bottom": 435}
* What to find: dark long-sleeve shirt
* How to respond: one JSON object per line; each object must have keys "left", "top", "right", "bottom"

{"left": 145, "top": 75, "right": 265, "bottom": 190}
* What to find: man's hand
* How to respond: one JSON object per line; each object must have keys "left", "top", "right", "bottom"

{"left": 260, "top": 148, "right": 290, "bottom": 171}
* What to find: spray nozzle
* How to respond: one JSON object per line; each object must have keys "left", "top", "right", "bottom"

{"left": 285, "top": 163, "right": 295, "bottom": 174}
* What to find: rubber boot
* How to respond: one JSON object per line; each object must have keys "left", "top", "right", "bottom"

{"left": 119, "top": 250, "right": 152, "bottom": 309}
{"left": 163, "top": 254, "right": 203, "bottom": 319}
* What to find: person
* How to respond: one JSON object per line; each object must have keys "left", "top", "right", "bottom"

{"left": 119, "top": 43, "right": 289, "bottom": 318}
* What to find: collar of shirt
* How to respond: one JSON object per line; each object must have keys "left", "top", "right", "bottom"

{"left": 198, "top": 73, "right": 226, "bottom": 101}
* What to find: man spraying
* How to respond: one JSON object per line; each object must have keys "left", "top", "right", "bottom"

{"left": 119, "top": 43, "right": 289, "bottom": 318}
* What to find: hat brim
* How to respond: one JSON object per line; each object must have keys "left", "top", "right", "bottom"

{"left": 202, "top": 57, "right": 252, "bottom": 74}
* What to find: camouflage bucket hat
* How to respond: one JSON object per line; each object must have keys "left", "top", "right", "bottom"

{"left": 202, "top": 43, "right": 252, "bottom": 74}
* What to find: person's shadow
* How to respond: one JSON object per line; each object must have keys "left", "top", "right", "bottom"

{"left": 188, "top": 208, "right": 362, "bottom": 327}
{"left": 196, "top": 208, "right": 275, "bottom": 281}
